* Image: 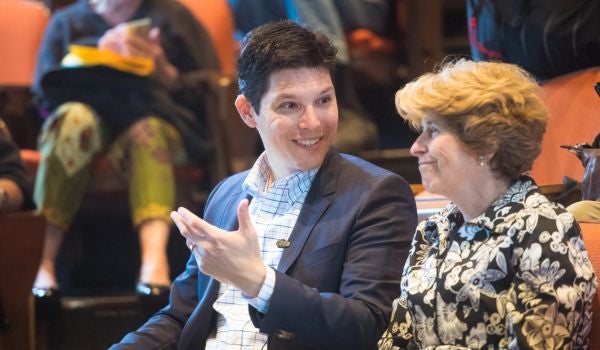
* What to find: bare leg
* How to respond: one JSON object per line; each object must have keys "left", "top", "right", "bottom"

{"left": 33, "top": 223, "right": 65, "bottom": 289}
{"left": 138, "top": 218, "right": 171, "bottom": 286}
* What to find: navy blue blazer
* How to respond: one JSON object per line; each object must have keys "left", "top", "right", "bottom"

{"left": 112, "top": 151, "right": 417, "bottom": 350}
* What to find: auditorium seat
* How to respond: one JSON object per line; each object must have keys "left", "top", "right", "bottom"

{"left": 0, "top": 212, "right": 45, "bottom": 350}
{"left": 0, "top": 0, "right": 49, "bottom": 87}
{"left": 0, "top": 0, "right": 49, "bottom": 149}
{"left": 531, "top": 67, "right": 600, "bottom": 186}
{"left": 177, "top": 0, "right": 256, "bottom": 173}
{"left": 579, "top": 222, "right": 600, "bottom": 348}
{"left": 177, "top": 0, "right": 236, "bottom": 75}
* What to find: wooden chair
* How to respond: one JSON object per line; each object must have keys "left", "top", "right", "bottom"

{"left": 579, "top": 222, "right": 600, "bottom": 349}
{"left": 531, "top": 67, "right": 600, "bottom": 186}
{"left": 0, "top": 212, "right": 45, "bottom": 350}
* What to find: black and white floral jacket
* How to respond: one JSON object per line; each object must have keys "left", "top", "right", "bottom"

{"left": 379, "top": 176, "right": 596, "bottom": 350}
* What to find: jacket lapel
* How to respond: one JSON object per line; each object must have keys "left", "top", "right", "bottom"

{"left": 277, "top": 151, "right": 341, "bottom": 273}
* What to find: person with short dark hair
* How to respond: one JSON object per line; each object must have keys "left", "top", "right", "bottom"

{"left": 111, "top": 20, "right": 417, "bottom": 350}
{"left": 229, "top": 0, "right": 382, "bottom": 154}
{"left": 378, "top": 59, "right": 596, "bottom": 349}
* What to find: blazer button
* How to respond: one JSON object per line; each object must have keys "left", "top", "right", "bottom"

{"left": 274, "top": 329, "right": 295, "bottom": 340}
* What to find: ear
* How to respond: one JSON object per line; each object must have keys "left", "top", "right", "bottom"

{"left": 235, "top": 95, "right": 257, "bottom": 128}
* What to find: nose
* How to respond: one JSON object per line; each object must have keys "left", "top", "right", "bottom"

{"left": 298, "top": 107, "right": 321, "bottom": 130}
{"left": 410, "top": 133, "right": 427, "bottom": 157}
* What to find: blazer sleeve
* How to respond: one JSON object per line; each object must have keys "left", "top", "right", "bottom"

{"left": 250, "top": 173, "right": 417, "bottom": 350}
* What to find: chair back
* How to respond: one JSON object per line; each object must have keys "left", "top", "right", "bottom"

{"left": 0, "top": 0, "right": 49, "bottom": 86}
{"left": 177, "top": 0, "right": 236, "bottom": 75}
{"left": 0, "top": 212, "right": 45, "bottom": 350}
{"left": 531, "top": 67, "right": 600, "bottom": 185}
{"left": 580, "top": 222, "right": 600, "bottom": 348}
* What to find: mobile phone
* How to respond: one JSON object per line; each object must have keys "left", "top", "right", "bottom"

{"left": 594, "top": 81, "right": 600, "bottom": 98}
{"left": 125, "top": 18, "right": 152, "bottom": 38}
{"left": 560, "top": 145, "right": 579, "bottom": 151}
{"left": 560, "top": 143, "right": 591, "bottom": 151}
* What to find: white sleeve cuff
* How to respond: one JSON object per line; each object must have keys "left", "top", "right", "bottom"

{"left": 244, "top": 265, "right": 275, "bottom": 314}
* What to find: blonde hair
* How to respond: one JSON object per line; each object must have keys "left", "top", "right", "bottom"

{"left": 396, "top": 59, "right": 548, "bottom": 180}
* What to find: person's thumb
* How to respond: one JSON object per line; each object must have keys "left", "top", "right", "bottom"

{"left": 236, "top": 199, "right": 253, "bottom": 236}
{"left": 149, "top": 27, "right": 161, "bottom": 42}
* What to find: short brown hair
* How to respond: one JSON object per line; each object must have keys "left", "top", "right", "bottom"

{"left": 396, "top": 59, "right": 548, "bottom": 180}
{"left": 237, "top": 20, "right": 337, "bottom": 113}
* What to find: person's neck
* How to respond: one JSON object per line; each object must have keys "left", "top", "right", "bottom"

{"left": 453, "top": 174, "right": 511, "bottom": 221}
{"left": 91, "top": 0, "right": 142, "bottom": 26}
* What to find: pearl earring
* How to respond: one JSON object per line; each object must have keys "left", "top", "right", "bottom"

{"left": 478, "top": 155, "right": 488, "bottom": 166}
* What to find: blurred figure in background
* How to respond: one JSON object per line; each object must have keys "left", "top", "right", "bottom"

{"left": 567, "top": 132, "right": 600, "bottom": 223}
{"left": 379, "top": 59, "right": 596, "bottom": 349}
{"left": 468, "top": 0, "right": 600, "bottom": 80}
{"left": 0, "top": 118, "right": 35, "bottom": 215}
{"left": 31, "top": 0, "right": 219, "bottom": 298}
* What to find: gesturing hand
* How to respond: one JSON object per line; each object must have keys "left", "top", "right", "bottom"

{"left": 170, "top": 199, "right": 266, "bottom": 297}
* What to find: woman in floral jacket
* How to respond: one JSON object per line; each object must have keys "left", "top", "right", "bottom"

{"left": 379, "top": 59, "right": 596, "bottom": 349}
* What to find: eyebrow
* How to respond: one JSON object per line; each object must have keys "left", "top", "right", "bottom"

{"left": 318, "top": 87, "right": 334, "bottom": 95}
{"left": 274, "top": 86, "right": 335, "bottom": 101}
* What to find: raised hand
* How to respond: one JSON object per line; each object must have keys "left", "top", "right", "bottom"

{"left": 170, "top": 199, "right": 266, "bottom": 297}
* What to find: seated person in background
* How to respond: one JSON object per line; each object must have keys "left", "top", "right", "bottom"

{"left": 0, "top": 119, "right": 35, "bottom": 215}
{"left": 379, "top": 59, "right": 596, "bottom": 349}
{"left": 468, "top": 0, "right": 600, "bottom": 81}
{"left": 111, "top": 20, "right": 418, "bottom": 350}
{"left": 31, "top": 0, "right": 220, "bottom": 298}
{"left": 567, "top": 132, "right": 600, "bottom": 223}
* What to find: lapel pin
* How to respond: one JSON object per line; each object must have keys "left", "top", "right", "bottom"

{"left": 276, "top": 239, "right": 291, "bottom": 248}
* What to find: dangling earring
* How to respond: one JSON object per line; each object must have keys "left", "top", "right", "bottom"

{"left": 478, "top": 155, "right": 488, "bottom": 166}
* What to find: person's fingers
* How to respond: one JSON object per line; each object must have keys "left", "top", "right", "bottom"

{"left": 170, "top": 211, "right": 187, "bottom": 235}
{"left": 177, "top": 207, "right": 212, "bottom": 241}
{"left": 149, "top": 27, "right": 161, "bottom": 43}
{"left": 122, "top": 35, "right": 151, "bottom": 57}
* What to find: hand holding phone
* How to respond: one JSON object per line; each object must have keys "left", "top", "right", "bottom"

{"left": 125, "top": 18, "right": 152, "bottom": 38}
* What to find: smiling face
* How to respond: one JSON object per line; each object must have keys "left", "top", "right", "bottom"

{"left": 236, "top": 67, "right": 338, "bottom": 179}
{"left": 410, "top": 117, "right": 481, "bottom": 198}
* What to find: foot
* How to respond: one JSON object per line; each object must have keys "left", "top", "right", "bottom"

{"left": 33, "top": 264, "right": 58, "bottom": 290}
{"left": 138, "top": 261, "right": 171, "bottom": 287}
{"left": 135, "top": 283, "right": 170, "bottom": 298}
{"left": 33, "top": 264, "right": 61, "bottom": 302}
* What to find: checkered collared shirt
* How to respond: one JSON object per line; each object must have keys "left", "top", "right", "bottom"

{"left": 204, "top": 152, "right": 318, "bottom": 349}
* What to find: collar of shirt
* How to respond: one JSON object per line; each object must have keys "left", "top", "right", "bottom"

{"left": 242, "top": 152, "right": 319, "bottom": 204}
{"left": 428, "top": 175, "right": 544, "bottom": 236}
